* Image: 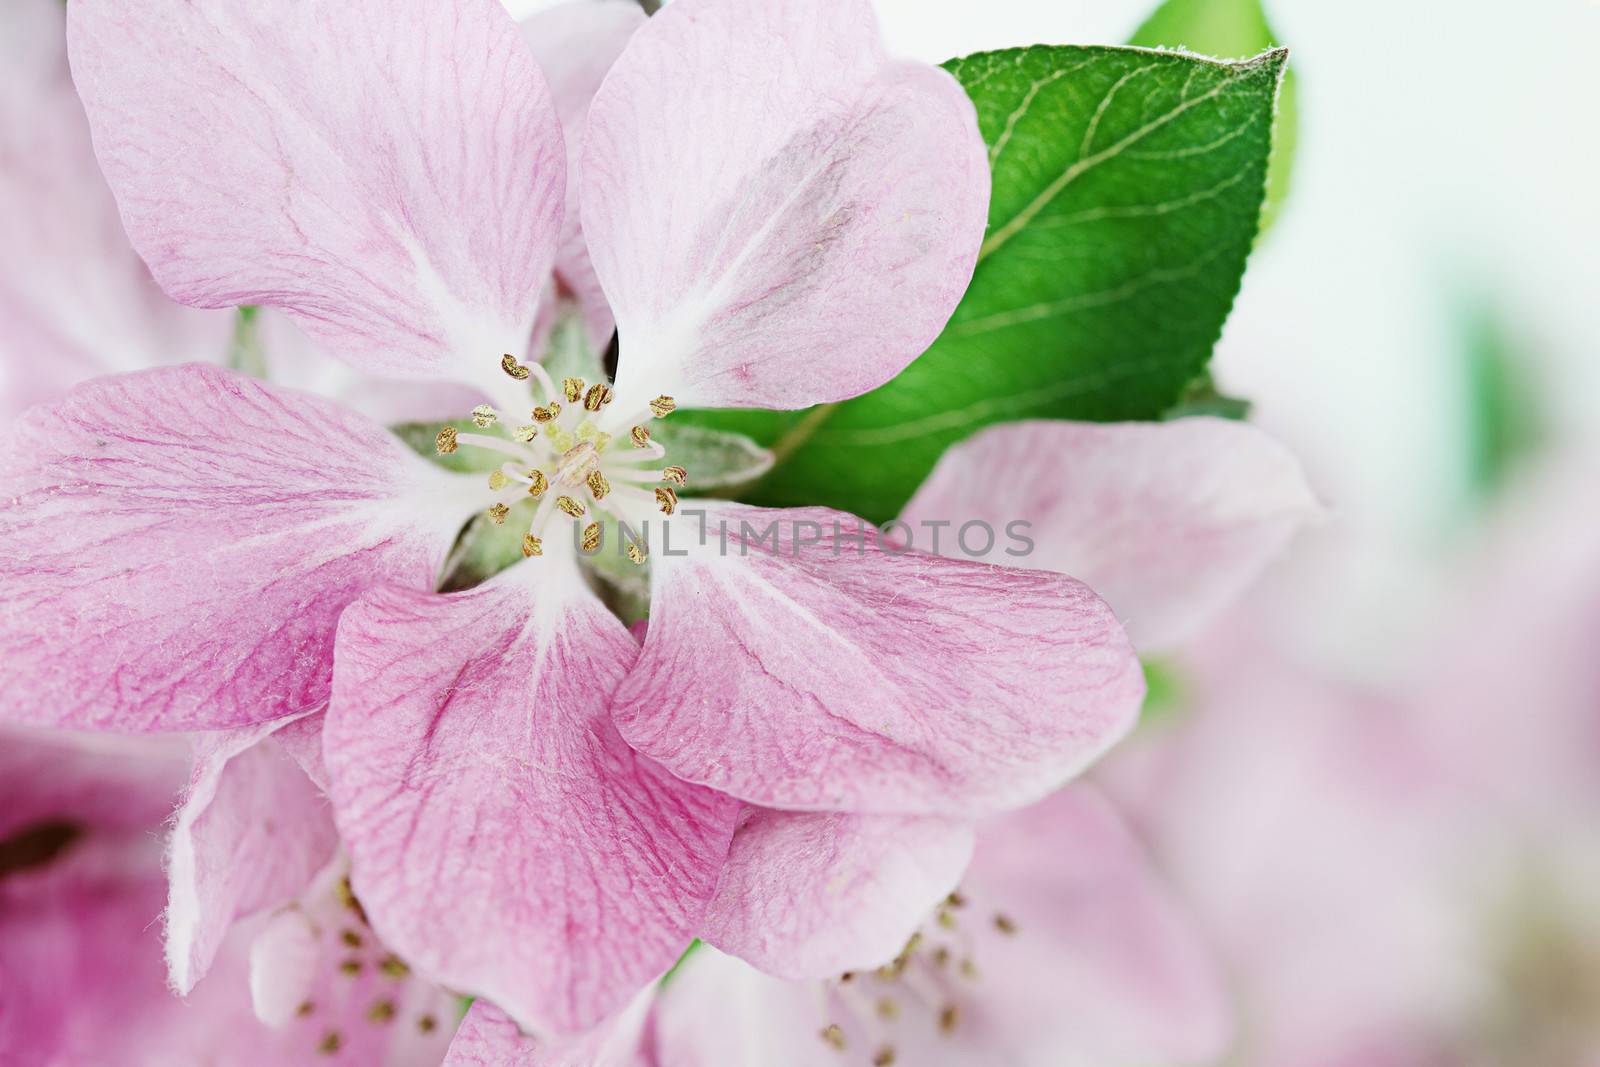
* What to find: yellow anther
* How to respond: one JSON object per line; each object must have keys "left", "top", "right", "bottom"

{"left": 368, "top": 999, "right": 396, "bottom": 1023}
{"left": 339, "top": 959, "right": 362, "bottom": 976}
{"left": 873, "top": 1047, "right": 897, "bottom": 1066}
{"left": 378, "top": 955, "right": 409, "bottom": 979}
{"left": 526, "top": 470, "right": 549, "bottom": 498}
{"left": 932, "top": 946, "right": 951, "bottom": 967}
{"left": 417, "top": 1015, "right": 437, "bottom": 1034}
{"left": 662, "top": 465, "right": 687, "bottom": 486}
{"left": 557, "top": 495, "right": 586, "bottom": 519}
{"left": 500, "top": 353, "right": 530, "bottom": 380}
{"left": 488, "top": 503, "right": 510, "bottom": 525}
{"left": 435, "top": 427, "right": 458, "bottom": 454}
{"left": 581, "top": 523, "right": 601, "bottom": 552}
{"left": 592, "top": 431, "right": 613, "bottom": 452}
{"left": 630, "top": 426, "right": 651, "bottom": 448}
{"left": 946, "top": 891, "right": 967, "bottom": 909}
{"left": 655, "top": 486, "right": 678, "bottom": 515}
{"left": 471, "top": 404, "right": 497, "bottom": 428}
{"left": 649, "top": 395, "right": 677, "bottom": 418}
{"left": 318, "top": 1031, "right": 343, "bottom": 1055}
{"left": 533, "top": 402, "right": 562, "bottom": 423}
{"left": 522, "top": 535, "right": 543, "bottom": 558}
{"left": 545, "top": 425, "right": 575, "bottom": 452}
{"left": 488, "top": 470, "right": 510, "bottom": 491}
{"left": 993, "top": 913, "right": 1017, "bottom": 935}
{"left": 587, "top": 470, "right": 610, "bottom": 500}
{"left": 562, "top": 377, "right": 585, "bottom": 402}
{"left": 626, "top": 540, "right": 648, "bottom": 566}
{"left": 583, "top": 383, "right": 613, "bottom": 411}
{"left": 340, "top": 929, "right": 362, "bottom": 948}
{"left": 876, "top": 997, "right": 899, "bottom": 1020}
{"left": 820, "top": 1024, "right": 846, "bottom": 1050}
{"left": 939, "top": 1004, "right": 959, "bottom": 1034}
{"left": 511, "top": 424, "right": 538, "bottom": 443}
{"left": 958, "top": 957, "right": 978, "bottom": 980}
{"left": 937, "top": 909, "right": 957, "bottom": 929}
{"left": 296, "top": 1000, "right": 315, "bottom": 1018}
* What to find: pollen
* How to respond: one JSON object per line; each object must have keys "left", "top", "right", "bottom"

{"left": 876, "top": 997, "right": 899, "bottom": 1020}
{"left": 662, "top": 465, "right": 687, "bottom": 486}
{"left": 820, "top": 1024, "right": 846, "bottom": 1050}
{"left": 417, "top": 1015, "right": 438, "bottom": 1034}
{"left": 500, "top": 353, "right": 531, "bottom": 380}
{"left": 526, "top": 470, "right": 549, "bottom": 497}
{"left": 586, "top": 470, "right": 610, "bottom": 500}
{"left": 488, "top": 470, "right": 510, "bottom": 491}
{"left": 318, "top": 1031, "right": 343, "bottom": 1055}
{"left": 993, "top": 913, "right": 1018, "bottom": 935}
{"left": 522, "top": 534, "right": 543, "bottom": 558}
{"left": 533, "top": 402, "right": 562, "bottom": 423}
{"left": 435, "top": 427, "right": 458, "bottom": 454}
{"left": 626, "top": 540, "right": 647, "bottom": 566}
{"left": 649, "top": 395, "right": 677, "bottom": 418}
{"left": 512, "top": 424, "right": 538, "bottom": 443}
{"left": 378, "top": 955, "right": 410, "bottom": 979}
{"left": 655, "top": 486, "right": 678, "bottom": 515}
{"left": 339, "top": 959, "right": 363, "bottom": 976}
{"left": 488, "top": 503, "right": 510, "bottom": 525}
{"left": 583, "top": 383, "right": 613, "bottom": 411}
{"left": 557, "top": 495, "right": 586, "bottom": 519}
{"left": 581, "top": 523, "right": 601, "bottom": 552}
{"left": 873, "top": 1047, "right": 897, "bottom": 1066}
{"left": 368, "top": 999, "right": 396, "bottom": 1023}
{"left": 631, "top": 425, "right": 651, "bottom": 448}
{"left": 471, "top": 404, "right": 497, "bottom": 428}
{"left": 939, "top": 1004, "right": 959, "bottom": 1034}
{"left": 562, "top": 377, "right": 585, "bottom": 402}
{"left": 340, "top": 929, "right": 362, "bottom": 948}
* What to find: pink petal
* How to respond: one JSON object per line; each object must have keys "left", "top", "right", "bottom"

{"left": 444, "top": 998, "right": 651, "bottom": 1067}
{"left": 0, "top": 727, "right": 185, "bottom": 841}
{"left": 325, "top": 562, "right": 739, "bottom": 1033}
{"left": 901, "top": 419, "right": 1322, "bottom": 652}
{"left": 166, "top": 709, "right": 339, "bottom": 994}
{"left": 581, "top": 0, "right": 988, "bottom": 410}
{"left": 613, "top": 504, "right": 1144, "bottom": 815}
{"left": 0, "top": 0, "right": 229, "bottom": 421}
{"left": 67, "top": 0, "right": 565, "bottom": 396}
{"left": 0, "top": 365, "right": 489, "bottom": 732}
{"left": 520, "top": 0, "right": 644, "bottom": 353}
{"left": 700, "top": 809, "right": 974, "bottom": 980}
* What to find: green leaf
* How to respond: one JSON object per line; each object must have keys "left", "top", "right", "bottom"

{"left": 1458, "top": 299, "right": 1544, "bottom": 501}
{"left": 691, "top": 45, "right": 1285, "bottom": 524}
{"left": 1129, "top": 0, "right": 1298, "bottom": 232}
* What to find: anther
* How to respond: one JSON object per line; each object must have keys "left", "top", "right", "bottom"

{"left": 527, "top": 470, "right": 549, "bottom": 498}
{"left": 512, "top": 424, "right": 538, "bottom": 443}
{"left": 581, "top": 523, "right": 601, "bottom": 553}
{"left": 501, "top": 353, "right": 531, "bottom": 381}
{"left": 655, "top": 486, "right": 678, "bottom": 515}
{"left": 435, "top": 427, "right": 458, "bottom": 454}
{"left": 488, "top": 503, "right": 510, "bottom": 525}
{"left": 584, "top": 383, "right": 614, "bottom": 411}
{"left": 545, "top": 425, "right": 576, "bottom": 452}
{"left": 533, "top": 402, "right": 561, "bottom": 423}
{"left": 340, "top": 929, "right": 362, "bottom": 948}
{"left": 378, "top": 955, "right": 410, "bottom": 980}
{"left": 368, "top": 999, "right": 396, "bottom": 1023}
{"left": 946, "top": 891, "right": 967, "bottom": 909}
{"left": 586, "top": 470, "right": 610, "bottom": 500}
{"left": 471, "top": 404, "right": 497, "bottom": 428}
{"left": 939, "top": 1004, "right": 959, "bottom": 1034}
{"left": 562, "top": 377, "right": 585, "bottom": 403}
{"left": 417, "top": 1015, "right": 438, "bottom": 1034}
{"left": 488, "top": 470, "right": 510, "bottom": 491}
{"left": 937, "top": 909, "right": 957, "bottom": 929}
{"left": 820, "top": 1024, "right": 846, "bottom": 1050}
{"left": 873, "top": 1047, "right": 897, "bottom": 1066}
{"left": 649, "top": 395, "right": 677, "bottom": 418}
{"left": 557, "top": 496, "right": 586, "bottom": 519}
{"left": 626, "top": 540, "right": 648, "bottom": 566}
{"left": 296, "top": 1000, "right": 315, "bottom": 1018}
{"left": 993, "top": 913, "right": 1017, "bottom": 935}
{"left": 876, "top": 997, "right": 899, "bottom": 1020}
{"left": 662, "top": 465, "right": 687, "bottom": 486}
{"left": 318, "top": 1031, "right": 343, "bottom": 1055}
{"left": 339, "top": 959, "right": 363, "bottom": 976}
{"left": 631, "top": 426, "right": 651, "bottom": 448}
{"left": 522, "top": 535, "right": 543, "bottom": 558}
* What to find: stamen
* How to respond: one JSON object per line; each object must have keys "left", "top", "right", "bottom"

{"left": 417, "top": 1015, "right": 438, "bottom": 1034}
{"left": 488, "top": 470, "right": 510, "bottom": 491}
{"left": 378, "top": 955, "right": 410, "bottom": 979}
{"left": 587, "top": 470, "right": 611, "bottom": 500}
{"left": 527, "top": 470, "right": 549, "bottom": 498}
{"left": 488, "top": 503, "right": 510, "bottom": 525}
{"left": 873, "top": 1047, "right": 897, "bottom": 1066}
{"left": 368, "top": 999, "right": 396, "bottom": 1023}
{"left": 340, "top": 929, "right": 363, "bottom": 948}
{"left": 556, "top": 496, "right": 586, "bottom": 519}
{"left": 501, "top": 353, "right": 531, "bottom": 381}
{"left": 649, "top": 395, "right": 677, "bottom": 418}
{"left": 655, "top": 486, "right": 678, "bottom": 515}
{"left": 318, "top": 1031, "right": 343, "bottom": 1055}
{"left": 533, "top": 402, "right": 562, "bottom": 423}
{"left": 511, "top": 424, "right": 538, "bottom": 443}
{"left": 522, "top": 535, "right": 543, "bottom": 558}
{"left": 435, "top": 427, "right": 458, "bottom": 454}
{"left": 993, "top": 913, "right": 1017, "bottom": 935}
{"left": 339, "top": 959, "right": 363, "bottom": 976}
{"left": 631, "top": 426, "right": 651, "bottom": 448}
{"left": 626, "top": 540, "right": 647, "bottom": 566}
{"left": 820, "top": 1024, "right": 846, "bottom": 1050}
{"left": 581, "top": 523, "right": 602, "bottom": 553}
{"left": 583, "top": 384, "right": 613, "bottom": 411}
{"left": 297, "top": 1000, "right": 315, "bottom": 1018}
{"left": 876, "top": 997, "right": 899, "bottom": 1020}
{"left": 939, "top": 1004, "right": 959, "bottom": 1034}
{"left": 563, "top": 377, "right": 585, "bottom": 403}
{"left": 662, "top": 465, "right": 687, "bottom": 486}
{"left": 471, "top": 404, "right": 497, "bottom": 428}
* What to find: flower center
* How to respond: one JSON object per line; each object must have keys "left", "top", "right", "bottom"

{"left": 436, "top": 355, "right": 688, "bottom": 563}
{"left": 812, "top": 888, "right": 1019, "bottom": 1064}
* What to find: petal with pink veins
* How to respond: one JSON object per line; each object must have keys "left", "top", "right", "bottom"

{"left": 443, "top": 997, "right": 652, "bottom": 1067}
{"left": 520, "top": 0, "right": 644, "bottom": 354}
{"left": 582, "top": 0, "right": 988, "bottom": 411}
{"left": 901, "top": 418, "right": 1322, "bottom": 652}
{"left": 166, "top": 709, "right": 339, "bottom": 994}
{"left": 66, "top": 0, "right": 565, "bottom": 397}
{"left": 613, "top": 504, "right": 1144, "bottom": 815}
{"left": 700, "top": 808, "right": 974, "bottom": 980}
{"left": 0, "top": 365, "right": 490, "bottom": 732}
{"left": 0, "top": 0, "right": 230, "bottom": 421}
{"left": 325, "top": 559, "right": 739, "bottom": 1034}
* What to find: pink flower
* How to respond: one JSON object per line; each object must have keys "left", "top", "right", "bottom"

{"left": 0, "top": 0, "right": 1160, "bottom": 1038}
{"left": 0, "top": 727, "right": 458, "bottom": 1065}
{"left": 443, "top": 787, "right": 1230, "bottom": 1067}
